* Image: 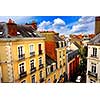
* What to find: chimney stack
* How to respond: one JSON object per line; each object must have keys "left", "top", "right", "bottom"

{"left": 95, "top": 16, "right": 100, "bottom": 35}
{"left": 7, "top": 19, "right": 17, "bottom": 36}
{"left": 25, "top": 21, "right": 37, "bottom": 31}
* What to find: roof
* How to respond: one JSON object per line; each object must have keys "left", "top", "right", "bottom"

{"left": 88, "top": 34, "right": 95, "bottom": 38}
{"left": 0, "top": 22, "right": 43, "bottom": 38}
{"left": 17, "top": 25, "right": 43, "bottom": 37}
{"left": 89, "top": 33, "right": 100, "bottom": 44}
{"left": 46, "top": 55, "right": 56, "bottom": 66}
{"left": 54, "top": 34, "right": 63, "bottom": 41}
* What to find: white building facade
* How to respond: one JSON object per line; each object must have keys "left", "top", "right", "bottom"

{"left": 87, "top": 33, "right": 100, "bottom": 83}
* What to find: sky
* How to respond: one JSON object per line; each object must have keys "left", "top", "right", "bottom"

{"left": 0, "top": 16, "right": 95, "bottom": 36}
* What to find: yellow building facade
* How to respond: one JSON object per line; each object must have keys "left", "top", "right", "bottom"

{"left": 0, "top": 37, "right": 46, "bottom": 83}
{"left": 40, "top": 31, "right": 67, "bottom": 83}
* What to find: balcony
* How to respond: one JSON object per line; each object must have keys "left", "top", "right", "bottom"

{"left": 39, "top": 64, "right": 44, "bottom": 70}
{"left": 30, "top": 67, "right": 36, "bottom": 74}
{"left": 90, "top": 54, "right": 97, "bottom": 58}
{"left": 18, "top": 54, "right": 25, "bottom": 61}
{"left": 39, "top": 50, "right": 42, "bottom": 55}
{"left": 30, "top": 52, "right": 35, "bottom": 57}
{"left": 90, "top": 54, "right": 98, "bottom": 59}
{"left": 88, "top": 71, "right": 98, "bottom": 79}
{"left": 19, "top": 71, "right": 27, "bottom": 79}
{"left": 40, "top": 78, "right": 44, "bottom": 83}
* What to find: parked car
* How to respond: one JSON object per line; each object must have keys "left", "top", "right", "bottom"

{"left": 76, "top": 76, "right": 82, "bottom": 83}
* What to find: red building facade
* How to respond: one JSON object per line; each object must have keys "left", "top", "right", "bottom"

{"left": 67, "top": 50, "right": 80, "bottom": 80}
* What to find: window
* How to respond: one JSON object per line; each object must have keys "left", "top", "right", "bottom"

{"left": 61, "top": 42, "right": 63, "bottom": 47}
{"left": 56, "top": 42, "right": 59, "bottom": 48}
{"left": 21, "top": 80, "right": 26, "bottom": 83}
{"left": 93, "top": 48, "right": 97, "bottom": 57}
{"left": 40, "top": 71, "right": 42, "bottom": 79}
{"left": 53, "top": 64, "right": 56, "bottom": 71}
{"left": 63, "top": 50, "right": 65, "bottom": 56}
{"left": 64, "top": 42, "right": 66, "bottom": 46}
{"left": 30, "top": 45, "right": 33, "bottom": 52}
{"left": 32, "top": 75, "right": 35, "bottom": 83}
{"left": 59, "top": 51, "right": 61, "bottom": 58}
{"left": 38, "top": 44, "right": 42, "bottom": 54}
{"left": 51, "top": 65, "right": 53, "bottom": 72}
{"left": 90, "top": 79, "right": 96, "bottom": 83}
{"left": 47, "top": 68, "right": 50, "bottom": 75}
{"left": 60, "top": 61, "right": 62, "bottom": 68}
{"left": 39, "top": 57, "right": 42, "bottom": 66}
{"left": 91, "top": 63, "right": 96, "bottom": 73}
{"left": 54, "top": 75, "right": 56, "bottom": 80}
{"left": 18, "top": 46, "right": 24, "bottom": 59}
{"left": 39, "top": 44, "right": 41, "bottom": 50}
{"left": 63, "top": 59, "right": 65, "bottom": 66}
{"left": 30, "top": 59, "right": 35, "bottom": 69}
{"left": 19, "top": 63, "right": 25, "bottom": 74}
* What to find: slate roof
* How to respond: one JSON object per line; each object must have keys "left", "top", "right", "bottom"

{"left": 46, "top": 55, "right": 56, "bottom": 66}
{"left": 54, "top": 34, "right": 63, "bottom": 41}
{"left": 0, "top": 22, "right": 43, "bottom": 38}
{"left": 89, "top": 33, "right": 100, "bottom": 44}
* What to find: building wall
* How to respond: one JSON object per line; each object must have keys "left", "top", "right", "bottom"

{"left": 0, "top": 38, "right": 46, "bottom": 83}
{"left": 87, "top": 45, "right": 100, "bottom": 83}
{"left": 40, "top": 31, "right": 67, "bottom": 82}
{"left": 68, "top": 55, "right": 80, "bottom": 80}
{"left": 70, "top": 42, "right": 78, "bottom": 50}
{"left": 45, "top": 41, "right": 57, "bottom": 61}
{"left": 95, "top": 17, "right": 100, "bottom": 35}
{"left": 45, "top": 70, "right": 59, "bottom": 83}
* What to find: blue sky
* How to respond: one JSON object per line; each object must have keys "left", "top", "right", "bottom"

{"left": 0, "top": 16, "right": 95, "bottom": 36}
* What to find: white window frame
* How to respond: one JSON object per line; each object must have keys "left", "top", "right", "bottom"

{"left": 40, "top": 70, "right": 43, "bottom": 79}
{"left": 32, "top": 75, "right": 35, "bottom": 83}
{"left": 18, "top": 62, "right": 26, "bottom": 74}
{"left": 17, "top": 45, "right": 25, "bottom": 59}
{"left": 30, "top": 59, "right": 35, "bottom": 69}
{"left": 39, "top": 57, "right": 42, "bottom": 66}
{"left": 29, "top": 44, "right": 34, "bottom": 53}
{"left": 91, "top": 63, "right": 96, "bottom": 73}
{"left": 93, "top": 48, "right": 97, "bottom": 57}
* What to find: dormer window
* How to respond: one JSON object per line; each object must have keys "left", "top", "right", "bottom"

{"left": 61, "top": 41, "right": 63, "bottom": 47}
{"left": 56, "top": 42, "right": 59, "bottom": 48}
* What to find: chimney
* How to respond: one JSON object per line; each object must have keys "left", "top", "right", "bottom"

{"left": 31, "top": 21, "right": 37, "bottom": 30}
{"left": 25, "top": 21, "right": 37, "bottom": 31}
{"left": 7, "top": 19, "right": 17, "bottom": 36}
{"left": 95, "top": 16, "right": 100, "bottom": 35}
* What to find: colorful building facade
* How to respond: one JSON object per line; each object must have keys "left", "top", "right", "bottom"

{"left": 67, "top": 49, "right": 80, "bottom": 80}
{"left": 0, "top": 20, "right": 46, "bottom": 83}
{"left": 40, "top": 31, "right": 67, "bottom": 83}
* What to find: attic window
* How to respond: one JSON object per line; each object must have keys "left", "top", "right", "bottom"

{"left": 34, "top": 32, "right": 37, "bottom": 35}
{"left": 0, "top": 32, "right": 2, "bottom": 34}
{"left": 27, "top": 32, "right": 32, "bottom": 35}
{"left": 17, "top": 32, "right": 20, "bottom": 34}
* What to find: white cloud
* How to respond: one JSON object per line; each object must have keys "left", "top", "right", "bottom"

{"left": 67, "top": 16, "right": 95, "bottom": 34}
{"left": 38, "top": 21, "right": 51, "bottom": 27}
{"left": 38, "top": 21, "right": 51, "bottom": 31}
{"left": 37, "top": 16, "right": 95, "bottom": 35}
{"left": 53, "top": 18, "right": 65, "bottom": 26}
